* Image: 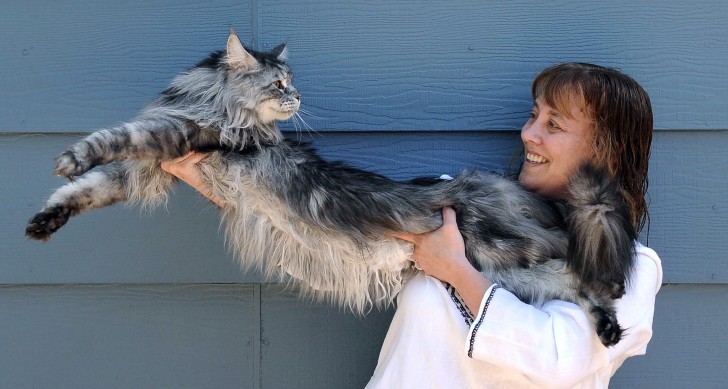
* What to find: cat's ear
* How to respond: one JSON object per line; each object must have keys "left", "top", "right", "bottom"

{"left": 270, "top": 43, "right": 288, "bottom": 62}
{"left": 226, "top": 29, "right": 259, "bottom": 70}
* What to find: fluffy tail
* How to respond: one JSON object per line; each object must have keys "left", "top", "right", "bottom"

{"left": 566, "top": 164, "right": 637, "bottom": 297}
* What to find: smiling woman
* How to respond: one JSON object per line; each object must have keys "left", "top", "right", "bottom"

{"left": 367, "top": 62, "right": 661, "bottom": 388}
{"left": 519, "top": 94, "right": 595, "bottom": 200}
{"left": 527, "top": 62, "right": 653, "bottom": 230}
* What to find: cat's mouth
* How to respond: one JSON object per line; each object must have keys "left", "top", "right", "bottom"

{"left": 257, "top": 99, "right": 300, "bottom": 123}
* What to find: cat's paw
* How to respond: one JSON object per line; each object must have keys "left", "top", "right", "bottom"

{"left": 54, "top": 151, "right": 92, "bottom": 178}
{"left": 592, "top": 305, "right": 623, "bottom": 347}
{"left": 25, "top": 206, "right": 72, "bottom": 241}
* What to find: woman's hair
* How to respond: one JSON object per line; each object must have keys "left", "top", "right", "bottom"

{"left": 531, "top": 62, "right": 653, "bottom": 234}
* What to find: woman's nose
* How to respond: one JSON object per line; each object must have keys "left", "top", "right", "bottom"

{"left": 521, "top": 120, "right": 543, "bottom": 144}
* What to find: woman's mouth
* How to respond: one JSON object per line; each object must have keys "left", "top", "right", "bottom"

{"left": 526, "top": 152, "right": 549, "bottom": 164}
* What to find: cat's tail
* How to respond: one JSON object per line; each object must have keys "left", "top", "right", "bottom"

{"left": 565, "top": 163, "right": 637, "bottom": 297}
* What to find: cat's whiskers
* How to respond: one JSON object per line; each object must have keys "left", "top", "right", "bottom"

{"left": 290, "top": 115, "right": 304, "bottom": 142}
{"left": 286, "top": 111, "right": 319, "bottom": 143}
{"left": 297, "top": 107, "right": 325, "bottom": 119}
{"left": 293, "top": 111, "right": 320, "bottom": 138}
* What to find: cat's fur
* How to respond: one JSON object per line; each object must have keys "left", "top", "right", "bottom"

{"left": 26, "top": 31, "right": 636, "bottom": 346}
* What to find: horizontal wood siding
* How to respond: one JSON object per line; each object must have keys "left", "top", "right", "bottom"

{"left": 1, "top": 0, "right": 726, "bottom": 387}
{"left": 0, "top": 283, "right": 395, "bottom": 388}
{"left": 2, "top": 1, "right": 727, "bottom": 132}
{"left": 0, "top": 284, "right": 256, "bottom": 388}
{"left": 0, "top": 283, "right": 725, "bottom": 387}
{"left": 260, "top": 285, "right": 393, "bottom": 388}
{"left": 611, "top": 284, "right": 728, "bottom": 387}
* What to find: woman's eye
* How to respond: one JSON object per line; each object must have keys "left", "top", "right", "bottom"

{"left": 547, "top": 120, "right": 562, "bottom": 131}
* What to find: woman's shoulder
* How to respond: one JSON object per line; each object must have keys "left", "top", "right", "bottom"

{"left": 633, "top": 242, "right": 663, "bottom": 290}
{"left": 634, "top": 242, "right": 661, "bottom": 266}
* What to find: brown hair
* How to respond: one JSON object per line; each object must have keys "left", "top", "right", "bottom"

{"left": 532, "top": 62, "right": 653, "bottom": 233}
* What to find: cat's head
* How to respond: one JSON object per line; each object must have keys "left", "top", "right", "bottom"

{"left": 165, "top": 30, "right": 300, "bottom": 149}
{"left": 223, "top": 31, "right": 300, "bottom": 125}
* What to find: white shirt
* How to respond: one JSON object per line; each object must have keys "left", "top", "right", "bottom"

{"left": 366, "top": 243, "right": 662, "bottom": 388}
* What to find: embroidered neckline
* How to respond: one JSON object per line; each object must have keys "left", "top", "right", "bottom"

{"left": 444, "top": 282, "right": 474, "bottom": 326}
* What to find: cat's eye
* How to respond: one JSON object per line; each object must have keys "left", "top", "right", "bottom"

{"left": 273, "top": 80, "right": 284, "bottom": 89}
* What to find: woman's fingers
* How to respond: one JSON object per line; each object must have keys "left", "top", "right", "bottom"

{"left": 441, "top": 207, "right": 458, "bottom": 227}
{"left": 160, "top": 153, "right": 190, "bottom": 172}
{"left": 160, "top": 152, "right": 210, "bottom": 175}
{"left": 390, "top": 231, "right": 418, "bottom": 244}
{"left": 169, "top": 151, "right": 210, "bottom": 165}
{"left": 183, "top": 152, "right": 211, "bottom": 164}
{"left": 391, "top": 207, "right": 457, "bottom": 245}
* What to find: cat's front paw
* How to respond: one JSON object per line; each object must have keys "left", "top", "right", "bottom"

{"left": 54, "top": 151, "right": 92, "bottom": 178}
{"left": 25, "top": 206, "right": 72, "bottom": 241}
{"left": 592, "top": 305, "right": 623, "bottom": 347}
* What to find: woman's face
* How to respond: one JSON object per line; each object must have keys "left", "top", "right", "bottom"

{"left": 519, "top": 96, "right": 595, "bottom": 199}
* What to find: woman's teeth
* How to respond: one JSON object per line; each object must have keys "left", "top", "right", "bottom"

{"left": 526, "top": 153, "right": 548, "bottom": 164}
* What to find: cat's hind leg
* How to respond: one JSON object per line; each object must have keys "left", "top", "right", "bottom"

{"left": 581, "top": 283, "right": 624, "bottom": 347}
{"left": 485, "top": 259, "right": 623, "bottom": 347}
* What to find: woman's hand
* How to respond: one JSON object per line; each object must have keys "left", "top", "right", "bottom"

{"left": 393, "top": 207, "right": 469, "bottom": 284}
{"left": 393, "top": 207, "right": 492, "bottom": 314}
{"left": 160, "top": 152, "right": 223, "bottom": 207}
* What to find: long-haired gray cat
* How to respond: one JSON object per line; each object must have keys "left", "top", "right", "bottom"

{"left": 26, "top": 31, "right": 636, "bottom": 346}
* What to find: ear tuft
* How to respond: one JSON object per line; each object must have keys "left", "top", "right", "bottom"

{"left": 226, "top": 30, "right": 259, "bottom": 70}
{"left": 270, "top": 43, "right": 288, "bottom": 62}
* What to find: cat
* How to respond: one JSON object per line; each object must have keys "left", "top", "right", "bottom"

{"left": 25, "top": 30, "right": 635, "bottom": 346}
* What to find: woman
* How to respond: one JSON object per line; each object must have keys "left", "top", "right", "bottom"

{"left": 367, "top": 63, "right": 662, "bottom": 388}
{"left": 162, "top": 63, "right": 662, "bottom": 388}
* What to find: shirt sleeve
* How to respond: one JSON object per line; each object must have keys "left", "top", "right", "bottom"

{"left": 465, "top": 245, "right": 663, "bottom": 387}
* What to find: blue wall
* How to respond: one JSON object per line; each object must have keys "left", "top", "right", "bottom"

{"left": 2, "top": 1, "right": 726, "bottom": 387}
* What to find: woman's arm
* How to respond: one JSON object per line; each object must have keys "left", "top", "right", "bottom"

{"left": 468, "top": 248, "right": 661, "bottom": 386}
{"left": 160, "top": 152, "right": 224, "bottom": 207}
{"left": 396, "top": 209, "right": 662, "bottom": 386}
